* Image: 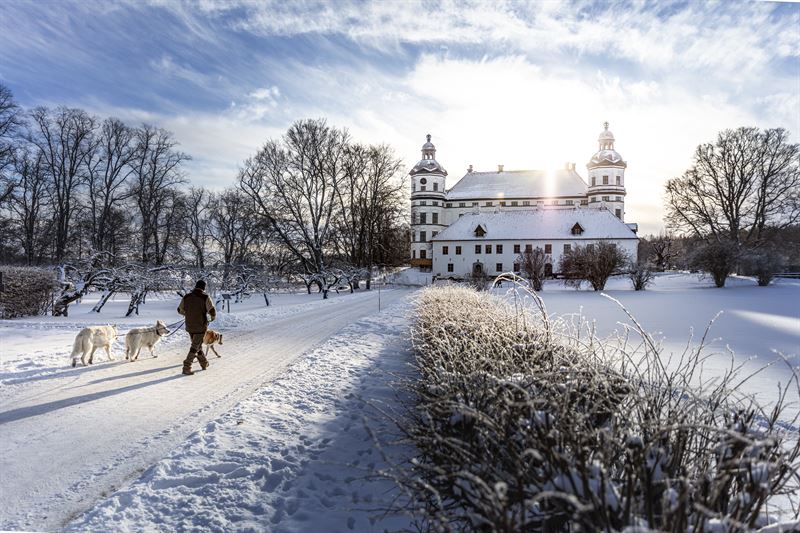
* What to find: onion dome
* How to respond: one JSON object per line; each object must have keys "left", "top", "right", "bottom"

{"left": 410, "top": 134, "right": 448, "bottom": 176}
{"left": 587, "top": 121, "right": 626, "bottom": 169}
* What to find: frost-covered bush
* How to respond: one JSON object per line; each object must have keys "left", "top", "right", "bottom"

{"left": 560, "top": 242, "right": 629, "bottom": 291}
{"left": 628, "top": 260, "right": 654, "bottom": 290}
{"left": 741, "top": 247, "right": 784, "bottom": 287}
{"left": 0, "top": 266, "right": 58, "bottom": 318}
{"left": 394, "top": 282, "right": 800, "bottom": 532}
{"left": 690, "top": 239, "right": 739, "bottom": 288}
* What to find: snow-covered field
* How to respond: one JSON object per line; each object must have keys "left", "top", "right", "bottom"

{"left": 1, "top": 273, "right": 797, "bottom": 531}
{"left": 0, "top": 287, "right": 412, "bottom": 531}
{"left": 493, "top": 273, "right": 800, "bottom": 418}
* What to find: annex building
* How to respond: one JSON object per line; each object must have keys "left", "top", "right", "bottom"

{"left": 408, "top": 123, "right": 639, "bottom": 278}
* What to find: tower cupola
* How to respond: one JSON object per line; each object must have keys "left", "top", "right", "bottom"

{"left": 586, "top": 121, "right": 627, "bottom": 221}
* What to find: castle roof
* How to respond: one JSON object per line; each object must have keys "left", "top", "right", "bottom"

{"left": 446, "top": 169, "right": 588, "bottom": 200}
{"left": 431, "top": 208, "right": 638, "bottom": 242}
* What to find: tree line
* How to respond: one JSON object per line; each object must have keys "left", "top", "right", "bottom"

{"left": 0, "top": 84, "right": 409, "bottom": 284}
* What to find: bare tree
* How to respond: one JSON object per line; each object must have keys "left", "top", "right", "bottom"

{"left": 560, "top": 243, "right": 629, "bottom": 291}
{"left": 665, "top": 127, "right": 800, "bottom": 245}
{"left": 0, "top": 83, "right": 23, "bottom": 202}
{"left": 28, "top": 107, "right": 98, "bottom": 262}
{"left": 129, "top": 124, "right": 189, "bottom": 263}
{"left": 239, "top": 118, "right": 348, "bottom": 277}
{"left": 209, "top": 188, "right": 262, "bottom": 266}
{"left": 517, "top": 246, "right": 549, "bottom": 291}
{"left": 7, "top": 150, "right": 51, "bottom": 264}
{"left": 183, "top": 186, "right": 213, "bottom": 268}
{"left": 83, "top": 118, "right": 136, "bottom": 254}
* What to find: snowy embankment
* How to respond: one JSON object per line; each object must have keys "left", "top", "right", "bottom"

{"left": 64, "top": 297, "right": 414, "bottom": 532}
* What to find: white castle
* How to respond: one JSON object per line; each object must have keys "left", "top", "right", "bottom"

{"left": 409, "top": 123, "right": 639, "bottom": 278}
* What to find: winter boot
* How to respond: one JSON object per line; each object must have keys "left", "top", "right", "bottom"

{"left": 182, "top": 365, "right": 194, "bottom": 376}
{"left": 199, "top": 359, "right": 210, "bottom": 371}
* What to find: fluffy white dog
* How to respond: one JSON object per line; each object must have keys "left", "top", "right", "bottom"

{"left": 125, "top": 320, "right": 170, "bottom": 361}
{"left": 71, "top": 325, "right": 118, "bottom": 367}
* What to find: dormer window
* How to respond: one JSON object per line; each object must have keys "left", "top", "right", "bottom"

{"left": 474, "top": 225, "right": 486, "bottom": 237}
{"left": 571, "top": 223, "right": 584, "bottom": 235}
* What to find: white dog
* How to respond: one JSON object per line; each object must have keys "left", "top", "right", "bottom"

{"left": 125, "top": 320, "right": 170, "bottom": 361}
{"left": 71, "top": 325, "right": 118, "bottom": 367}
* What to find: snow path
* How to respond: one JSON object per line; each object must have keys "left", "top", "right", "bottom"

{"left": 65, "top": 293, "right": 415, "bottom": 532}
{"left": 0, "top": 288, "right": 410, "bottom": 531}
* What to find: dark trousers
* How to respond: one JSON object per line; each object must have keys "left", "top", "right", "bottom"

{"left": 183, "top": 332, "right": 209, "bottom": 367}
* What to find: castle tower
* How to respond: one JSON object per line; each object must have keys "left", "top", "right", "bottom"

{"left": 586, "top": 122, "right": 627, "bottom": 220}
{"left": 409, "top": 134, "right": 447, "bottom": 268}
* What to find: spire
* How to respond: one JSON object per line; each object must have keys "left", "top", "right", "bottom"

{"left": 598, "top": 121, "right": 615, "bottom": 150}
{"left": 421, "top": 133, "right": 436, "bottom": 160}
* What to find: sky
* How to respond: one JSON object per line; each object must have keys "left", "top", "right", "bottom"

{"left": 1, "top": 0, "right": 798, "bottom": 235}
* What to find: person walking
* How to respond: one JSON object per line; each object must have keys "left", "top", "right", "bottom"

{"left": 177, "top": 280, "right": 217, "bottom": 375}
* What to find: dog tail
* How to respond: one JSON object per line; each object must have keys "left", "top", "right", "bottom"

{"left": 71, "top": 331, "right": 90, "bottom": 361}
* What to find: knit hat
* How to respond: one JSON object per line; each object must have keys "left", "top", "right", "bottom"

{"left": 195, "top": 280, "right": 207, "bottom": 290}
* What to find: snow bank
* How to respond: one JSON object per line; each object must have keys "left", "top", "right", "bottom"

{"left": 65, "top": 297, "right": 414, "bottom": 532}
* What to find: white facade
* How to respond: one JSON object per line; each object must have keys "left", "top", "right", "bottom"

{"left": 430, "top": 210, "right": 639, "bottom": 278}
{"left": 409, "top": 123, "right": 637, "bottom": 273}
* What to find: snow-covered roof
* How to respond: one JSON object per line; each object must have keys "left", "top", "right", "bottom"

{"left": 446, "top": 169, "right": 588, "bottom": 200}
{"left": 431, "top": 208, "right": 639, "bottom": 241}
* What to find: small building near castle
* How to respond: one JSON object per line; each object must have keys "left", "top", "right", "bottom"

{"left": 408, "top": 123, "right": 639, "bottom": 278}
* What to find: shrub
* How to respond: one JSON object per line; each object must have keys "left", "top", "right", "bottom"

{"left": 689, "top": 239, "right": 739, "bottom": 287}
{"left": 559, "top": 242, "right": 629, "bottom": 291}
{"left": 741, "top": 247, "right": 784, "bottom": 286}
{"left": 393, "top": 282, "right": 800, "bottom": 532}
{"left": 628, "top": 260, "right": 654, "bottom": 290}
{"left": 517, "top": 247, "right": 548, "bottom": 291}
{"left": 0, "top": 266, "right": 59, "bottom": 318}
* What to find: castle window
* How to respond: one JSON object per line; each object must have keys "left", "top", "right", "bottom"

{"left": 421, "top": 201, "right": 426, "bottom": 205}
{"left": 513, "top": 244, "right": 521, "bottom": 253}
{"left": 496, "top": 244, "right": 503, "bottom": 254}
{"left": 616, "top": 176, "right": 621, "bottom": 185}
{"left": 455, "top": 246, "right": 462, "bottom": 255}
{"left": 496, "top": 263, "right": 503, "bottom": 272}
{"left": 591, "top": 197, "right": 597, "bottom": 203}
{"left": 525, "top": 244, "right": 532, "bottom": 252}
{"left": 420, "top": 231, "right": 427, "bottom": 241}
{"left": 420, "top": 250, "right": 426, "bottom": 259}
{"left": 421, "top": 185, "right": 426, "bottom": 191}
{"left": 566, "top": 199, "right": 574, "bottom": 206}
{"left": 432, "top": 201, "right": 438, "bottom": 206}
{"left": 500, "top": 201, "right": 506, "bottom": 206}
{"left": 485, "top": 201, "right": 493, "bottom": 207}
{"left": 551, "top": 200, "right": 558, "bottom": 205}
{"left": 591, "top": 176, "right": 596, "bottom": 186}
{"left": 581, "top": 199, "right": 588, "bottom": 205}
{"left": 616, "top": 196, "right": 622, "bottom": 202}
{"left": 420, "top": 177, "right": 427, "bottom": 185}
{"left": 442, "top": 246, "right": 449, "bottom": 254}
{"left": 485, "top": 245, "right": 492, "bottom": 254}
{"left": 522, "top": 200, "right": 530, "bottom": 206}
{"left": 460, "top": 202, "right": 466, "bottom": 207}
{"left": 412, "top": 183, "right": 416, "bottom": 191}
{"left": 433, "top": 182, "right": 438, "bottom": 191}
{"left": 544, "top": 244, "right": 552, "bottom": 254}
{"left": 571, "top": 223, "right": 584, "bottom": 235}
{"left": 420, "top": 212, "right": 427, "bottom": 224}
{"left": 472, "top": 202, "right": 478, "bottom": 207}
{"left": 447, "top": 263, "right": 454, "bottom": 272}
{"left": 412, "top": 250, "right": 416, "bottom": 258}
{"left": 475, "top": 245, "right": 482, "bottom": 254}
{"left": 602, "top": 196, "right": 610, "bottom": 202}
{"left": 432, "top": 231, "right": 438, "bottom": 238}
{"left": 615, "top": 209, "right": 621, "bottom": 219}
{"left": 513, "top": 262, "right": 520, "bottom": 272}
{"left": 564, "top": 244, "right": 571, "bottom": 253}
{"left": 432, "top": 213, "right": 438, "bottom": 224}
{"left": 511, "top": 201, "right": 518, "bottom": 206}
{"left": 603, "top": 175, "right": 609, "bottom": 185}
{"left": 474, "top": 225, "right": 486, "bottom": 237}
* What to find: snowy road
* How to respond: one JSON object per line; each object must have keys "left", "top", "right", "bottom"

{"left": 0, "top": 288, "right": 410, "bottom": 531}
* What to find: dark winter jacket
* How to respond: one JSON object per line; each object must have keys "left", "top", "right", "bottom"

{"left": 178, "top": 288, "right": 217, "bottom": 334}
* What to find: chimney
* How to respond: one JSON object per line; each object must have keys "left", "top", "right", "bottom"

{"left": 498, "top": 164, "right": 504, "bottom": 173}
{"left": 468, "top": 164, "right": 473, "bottom": 173}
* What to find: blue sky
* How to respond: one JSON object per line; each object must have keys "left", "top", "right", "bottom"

{"left": 1, "top": 0, "right": 798, "bottom": 234}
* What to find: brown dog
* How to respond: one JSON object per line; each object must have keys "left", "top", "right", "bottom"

{"left": 203, "top": 330, "right": 223, "bottom": 358}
